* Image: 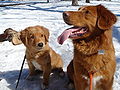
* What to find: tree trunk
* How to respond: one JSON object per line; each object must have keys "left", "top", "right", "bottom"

{"left": 86, "top": 0, "right": 90, "bottom": 3}
{"left": 72, "top": 0, "right": 79, "bottom": 6}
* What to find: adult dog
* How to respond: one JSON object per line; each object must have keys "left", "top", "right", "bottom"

{"left": 58, "top": 5, "right": 117, "bottom": 90}
{"left": 15, "top": 25, "right": 64, "bottom": 89}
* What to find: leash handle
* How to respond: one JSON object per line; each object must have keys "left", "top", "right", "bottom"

{"left": 16, "top": 55, "right": 26, "bottom": 89}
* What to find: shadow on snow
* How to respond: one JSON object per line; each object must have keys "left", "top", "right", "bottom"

{"left": 0, "top": 69, "right": 70, "bottom": 90}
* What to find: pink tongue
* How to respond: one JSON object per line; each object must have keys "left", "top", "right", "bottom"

{"left": 58, "top": 29, "right": 72, "bottom": 45}
{"left": 58, "top": 27, "right": 82, "bottom": 45}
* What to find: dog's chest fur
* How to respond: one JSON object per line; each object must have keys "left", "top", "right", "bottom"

{"left": 27, "top": 50, "right": 50, "bottom": 71}
{"left": 82, "top": 75, "right": 103, "bottom": 89}
{"left": 31, "top": 60, "right": 42, "bottom": 70}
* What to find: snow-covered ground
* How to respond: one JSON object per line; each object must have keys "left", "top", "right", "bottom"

{"left": 0, "top": 1, "right": 120, "bottom": 90}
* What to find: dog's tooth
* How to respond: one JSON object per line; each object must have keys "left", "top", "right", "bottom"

{"left": 80, "top": 30, "right": 84, "bottom": 33}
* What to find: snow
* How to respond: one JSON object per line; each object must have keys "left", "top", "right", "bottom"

{"left": 0, "top": 1, "right": 120, "bottom": 90}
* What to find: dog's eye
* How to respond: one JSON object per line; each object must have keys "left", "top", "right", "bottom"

{"left": 85, "top": 10, "right": 89, "bottom": 14}
{"left": 78, "top": 8, "right": 81, "bottom": 11}
{"left": 41, "top": 34, "right": 43, "bottom": 37}
{"left": 30, "top": 35, "right": 34, "bottom": 39}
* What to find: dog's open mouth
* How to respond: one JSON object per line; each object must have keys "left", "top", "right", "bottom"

{"left": 69, "top": 27, "right": 88, "bottom": 38}
{"left": 58, "top": 26, "right": 88, "bottom": 45}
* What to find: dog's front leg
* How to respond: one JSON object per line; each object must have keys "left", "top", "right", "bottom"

{"left": 42, "top": 61, "right": 51, "bottom": 89}
{"left": 73, "top": 61, "right": 87, "bottom": 90}
{"left": 26, "top": 60, "right": 36, "bottom": 80}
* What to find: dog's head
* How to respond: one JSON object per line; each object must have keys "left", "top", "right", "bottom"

{"left": 20, "top": 25, "right": 49, "bottom": 51}
{"left": 58, "top": 4, "right": 117, "bottom": 44}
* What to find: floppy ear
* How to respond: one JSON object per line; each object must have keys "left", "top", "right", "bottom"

{"left": 12, "top": 32, "right": 22, "bottom": 45}
{"left": 42, "top": 27, "right": 49, "bottom": 42}
{"left": 20, "top": 29, "right": 28, "bottom": 46}
{"left": 97, "top": 4, "right": 117, "bottom": 30}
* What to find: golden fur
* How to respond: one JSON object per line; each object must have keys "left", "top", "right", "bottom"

{"left": 19, "top": 25, "right": 63, "bottom": 89}
{"left": 62, "top": 5, "right": 117, "bottom": 90}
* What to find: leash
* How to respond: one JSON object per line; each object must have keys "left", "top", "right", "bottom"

{"left": 88, "top": 62, "right": 108, "bottom": 90}
{"left": 89, "top": 72, "right": 94, "bottom": 90}
{"left": 15, "top": 54, "right": 26, "bottom": 89}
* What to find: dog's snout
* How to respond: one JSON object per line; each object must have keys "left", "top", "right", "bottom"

{"left": 38, "top": 43, "right": 43, "bottom": 47}
{"left": 63, "top": 12, "right": 69, "bottom": 17}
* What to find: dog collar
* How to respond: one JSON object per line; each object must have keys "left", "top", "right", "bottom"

{"left": 98, "top": 50, "right": 105, "bottom": 55}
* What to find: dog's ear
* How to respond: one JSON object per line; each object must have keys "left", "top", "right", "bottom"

{"left": 97, "top": 4, "right": 117, "bottom": 30}
{"left": 42, "top": 27, "right": 49, "bottom": 42}
{"left": 20, "top": 29, "right": 28, "bottom": 46}
{"left": 12, "top": 32, "right": 22, "bottom": 45}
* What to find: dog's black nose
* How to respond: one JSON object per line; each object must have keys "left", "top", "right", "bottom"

{"left": 38, "top": 43, "right": 43, "bottom": 47}
{"left": 63, "top": 11, "right": 69, "bottom": 17}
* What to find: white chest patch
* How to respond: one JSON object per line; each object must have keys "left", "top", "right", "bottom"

{"left": 35, "top": 54, "right": 39, "bottom": 59}
{"left": 93, "top": 76, "right": 103, "bottom": 87}
{"left": 31, "top": 61, "right": 42, "bottom": 70}
{"left": 82, "top": 75, "right": 103, "bottom": 89}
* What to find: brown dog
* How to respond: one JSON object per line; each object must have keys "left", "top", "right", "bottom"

{"left": 14, "top": 25, "right": 64, "bottom": 89}
{"left": 58, "top": 5, "right": 117, "bottom": 90}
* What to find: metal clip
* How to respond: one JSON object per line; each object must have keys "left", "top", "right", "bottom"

{"left": 98, "top": 50, "right": 105, "bottom": 55}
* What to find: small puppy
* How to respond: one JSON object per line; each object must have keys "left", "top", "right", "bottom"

{"left": 18, "top": 25, "right": 64, "bottom": 89}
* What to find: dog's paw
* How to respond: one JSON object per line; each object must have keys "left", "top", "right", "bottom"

{"left": 41, "top": 83, "right": 49, "bottom": 90}
{"left": 67, "top": 82, "right": 74, "bottom": 90}
{"left": 52, "top": 68, "right": 65, "bottom": 78}
{"left": 35, "top": 70, "right": 43, "bottom": 75}
{"left": 59, "top": 71, "right": 65, "bottom": 77}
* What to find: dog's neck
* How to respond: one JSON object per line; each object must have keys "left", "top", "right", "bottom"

{"left": 73, "top": 35, "right": 101, "bottom": 56}
{"left": 73, "top": 29, "right": 113, "bottom": 55}
{"left": 72, "top": 29, "right": 114, "bottom": 74}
